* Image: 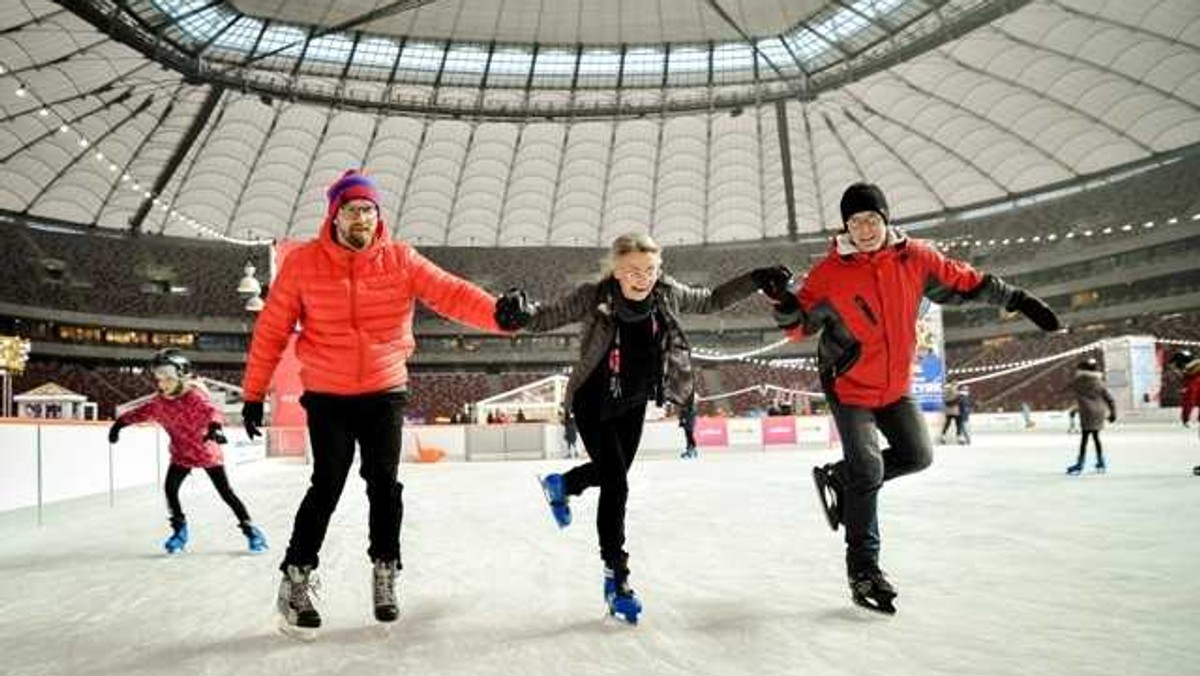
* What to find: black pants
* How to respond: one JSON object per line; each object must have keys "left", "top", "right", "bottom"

{"left": 940, "top": 414, "right": 962, "bottom": 437}
{"left": 565, "top": 401, "right": 646, "bottom": 571}
{"left": 1076, "top": 430, "right": 1104, "bottom": 466}
{"left": 164, "top": 463, "right": 251, "bottom": 529}
{"left": 829, "top": 396, "right": 933, "bottom": 576}
{"left": 282, "top": 391, "right": 406, "bottom": 572}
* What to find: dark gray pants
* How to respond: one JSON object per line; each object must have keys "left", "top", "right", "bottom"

{"left": 829, "top": 395, "right": 933, "bottom": 575}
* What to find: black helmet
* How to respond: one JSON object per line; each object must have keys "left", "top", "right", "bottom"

{"left": 150, "top": 348, "right": 191, "bottom": 377}
{"left": 1169, "top": 349, "right": 1193, "bottom": 370}
{"left": 1078, "top": 357, "right": 1100, "bottom": 372}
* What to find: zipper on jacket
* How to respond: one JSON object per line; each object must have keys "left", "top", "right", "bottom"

{"left": 853, "top": 295, "right": 879, "bottom": 326}
{"left": 350, "top": 262, "right": 362, "bottom": 383}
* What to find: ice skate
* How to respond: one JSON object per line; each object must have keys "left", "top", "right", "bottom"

{"left": 849, "top": 569, "right": 897, "bottom": 615}
{"left": 538, "top": 473, "right": 572, "bottom": 528}
{"left": 163, "top": 522, "right": 188, "bottom": 555}
{"left": 240, "top": 522, "right": 268, "bottom": 553}
{"left": 372, "top": 559, "right": 399, "bottom": 622}
{"left": 604, "top": 567, "right": 642, "bottom": 625}
{"left": 812, "top": 464, "right": 843, "bottom": 531}
{"left": 277, "top": 564, "right": 321, "bottom": 640}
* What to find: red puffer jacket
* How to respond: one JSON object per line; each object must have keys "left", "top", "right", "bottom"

{"left": 787, "top": 232, "right": 984, "bottom": 408}
{"left": 1181, "top": 362, "right": 1200, "bottom": 424}
{"left": 243, "top": 218, "right": 502, "bottom": 400}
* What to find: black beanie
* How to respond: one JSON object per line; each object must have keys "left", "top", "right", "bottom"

{"left": 840, "top": 183, "right": 889, "bottom": 229}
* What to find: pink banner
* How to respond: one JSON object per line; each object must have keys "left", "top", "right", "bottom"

{"left": 761, "top": 416, "right": 797, "bottom": 445}
{"left": 263, "top": 239, "right": 306, "bottom": 457}
{"left": 694, "top": 417, "right": 728, "bottom": 448}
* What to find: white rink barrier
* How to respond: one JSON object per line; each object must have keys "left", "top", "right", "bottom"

{"left": 0, "top": 419, "right": 265, "bottom": 518}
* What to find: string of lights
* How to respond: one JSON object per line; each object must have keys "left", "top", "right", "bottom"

{"left": 0, "top": 61, "right": 271, "bottom": 247}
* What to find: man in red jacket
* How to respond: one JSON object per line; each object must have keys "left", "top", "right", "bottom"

{"left": 241, "top": 170, "right": 526, "bottom": 637}
{"left": 775, "top": 183, "right": 1060, "bottom": 614}
{"left": 1168, "top": 349, "right": 1200, "bottom": 475}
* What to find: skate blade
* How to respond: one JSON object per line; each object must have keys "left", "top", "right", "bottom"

{"left": 852, "top": 594, "right": 897, "bottom": 616}
{"left": 603, "top": 608, "right": 640, "bottom": 625}
{"left": 276, "top": 615, "right": 318, "bottom": 642}
{"left": 811, "top": 467, "right": 840, "bottom": 532}
{"left": 535, "top": 474, "right": 570, "bottom": 529}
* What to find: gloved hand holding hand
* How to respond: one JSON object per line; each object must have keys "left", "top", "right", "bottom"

{"left": 495, "top": 287, "right": 535, "bottom": 331}
{"left": 750, "top": 265, "right": 794, "bottom": 302}
{"left": 204, "top": 422, "right": 228, "bottom": 445}
{"left": 773, "top": 294, "right": 804, "bottom": 330}
{"left": 108, "top": 420, "right": 126, "bottom": 444}
{"left": 1006, "top": 289, "right": 1061, "bottom": 332}
{"left": 242, "top": 401, "right": 263, "bottom": 440}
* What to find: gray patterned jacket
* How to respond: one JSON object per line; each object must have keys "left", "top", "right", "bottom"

{"left": 525, "top": 272, "right": 759, "bottom": 410}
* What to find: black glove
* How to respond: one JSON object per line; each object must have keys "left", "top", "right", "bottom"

{"left": 204, "top": 422, "right": 228, "bottom": 445}
{"left": 108, "top": 420, "right": 126, "bottom": 444}
{"left": 773, "top": 294, "right": 804, "bottom": 330}
{"left": 242, "top": 401, "right": 263, "bottom": 440}
{"left": 750, "top": 265, "right": 794, "bottom": 302}
{"left": 494, "top": 288, "right": 534, "bottom": 331}
{"left": 1107, "top": 412, "right": 1117, "bottom": 423}
{"left": 1006, "top": 289, "right": 1060, "bottom": 332}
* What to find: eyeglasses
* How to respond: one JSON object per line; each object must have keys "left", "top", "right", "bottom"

{"left": 616, "top": 265, "right": 660, "bottom": 281}
{"left": 339, "top": 204, "right": 378, "bottom": 217}
{"left": 846, "top": 212, "right": 884, "bottom": 229}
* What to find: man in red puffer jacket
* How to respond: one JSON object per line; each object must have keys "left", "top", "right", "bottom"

{"left": 242, "top": 169, "right": 530, "bottom": 636}
{"left": 772, "top": 183, "right": 1061, "bottom": 614}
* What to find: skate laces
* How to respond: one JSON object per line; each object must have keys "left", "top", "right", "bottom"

{"left": 373, "top": 562, "right": 397, "bottom": 606}
{"left": 289, "top": 571, "right": 320, "bottom": 611}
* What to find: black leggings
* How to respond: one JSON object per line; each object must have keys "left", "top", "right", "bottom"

{"left": 164, "top": 463, "right": 251, "bottom": 528}
{"left": 1075, "top": 430, "right": 1104, "bottom": 466}
{"left": 565, "top": 402, "right": 647, "bottom": 571}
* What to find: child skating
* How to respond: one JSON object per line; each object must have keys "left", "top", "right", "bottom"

{"left": 109, "top": 349, "right": 267, "bottom": 554}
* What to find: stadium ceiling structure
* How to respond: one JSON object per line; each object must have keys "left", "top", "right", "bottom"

{"left": 0, "top": 0, "right": 1197, "bottom": 246}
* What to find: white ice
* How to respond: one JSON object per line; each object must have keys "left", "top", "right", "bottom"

{"left": 3, "top": 428, "right": 1198, "bottom": 676}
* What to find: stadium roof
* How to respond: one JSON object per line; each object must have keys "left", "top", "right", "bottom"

{"left": 0, "top": 0, "right": 1197, "bottom": 246}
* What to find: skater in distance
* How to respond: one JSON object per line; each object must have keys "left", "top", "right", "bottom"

{"left": 109, "top": 349, "right": 266, "bottom": 555}
{"left": 771, "top": 182, "right": 1061, "bottom": 614}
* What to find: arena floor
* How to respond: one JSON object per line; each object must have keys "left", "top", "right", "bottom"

{"left": 3, "top": 427, "right": 1197, "bottom": 676}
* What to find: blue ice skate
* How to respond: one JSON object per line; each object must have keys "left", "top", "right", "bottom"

{"left": 243, "top": 524, "right": 268, "bottom": 553}
{"left": 163, "top": 523, "right": 189, "bottom": 554}
{"left": 1094, "top": 460, "right": 1106, "bottom": 474}
{"left": 1065, "top": 463, "right": 1083, "bottom": 476}
{"left": 539, "top": 473, "right": 571, "bottom": 528}
{"left": 604, "top": 568, "right": 642, "bottom": 624}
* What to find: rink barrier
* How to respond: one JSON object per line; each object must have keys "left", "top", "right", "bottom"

{"left": 0, "top": 418, "right": 266, "bottom": 522}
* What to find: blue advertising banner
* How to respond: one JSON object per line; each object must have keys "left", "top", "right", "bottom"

{"left": 911, "top": 299, "right": 946, "bottom": 412}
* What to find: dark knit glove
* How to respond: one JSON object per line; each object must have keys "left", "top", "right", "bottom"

{"left": 108, "top": 420, "right": 127, "bottom": 444}
{"left": 750, "top": 265, "right": 794, "bottom": 302}
{"left": 242, "top": 401, "right": 263, "bottom": 440}
{"left": 495, "top": 288, "right": 534, "bottom": 331}
{"left": 204, "top": 422, "right": 228, "bottom": 445}
{"left": 1006, "top": 289, "right": 1060, "bottom": 332}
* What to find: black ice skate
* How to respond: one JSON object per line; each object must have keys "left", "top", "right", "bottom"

{"left": 277, "top": 564, "right": 321, "bottom": 640}
{"left": 812, "top": 464, "right": 843, "bottom": 531}
{"left": 849, "top": 569, "right": 897, "bottom": 615}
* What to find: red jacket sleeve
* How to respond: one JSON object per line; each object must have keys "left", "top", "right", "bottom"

{"left": 119, "top": 397, "right": 161, "bottom": 425}
{"left": 405, "top": 247, "right": 504, "bottom": 334}
{"left": 916, "top": 241, "right": 985, "bottom": 295}
{"left": 242, "top": 252, "right": 304, "bottom": 401}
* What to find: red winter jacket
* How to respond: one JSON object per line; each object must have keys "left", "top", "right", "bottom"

{"left": 1180, "top": 361, "right": 1200, "bottom": 424}
{"left": 242, "top": 217, "right": 503, "bottom": 400}
{"left": 786, "top": 232, "right": 985, "bottom": 408}
{"left": 119, "top": 385, "right": 224, "bottom": 468}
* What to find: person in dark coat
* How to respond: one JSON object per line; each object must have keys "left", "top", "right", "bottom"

{"left": 1065, "top": 357, "right": 1116, "bottom": 475}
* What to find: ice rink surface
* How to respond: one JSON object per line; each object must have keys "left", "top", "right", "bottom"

{"left": 3, "top": 428, "right": 1198, "bottom": 676}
